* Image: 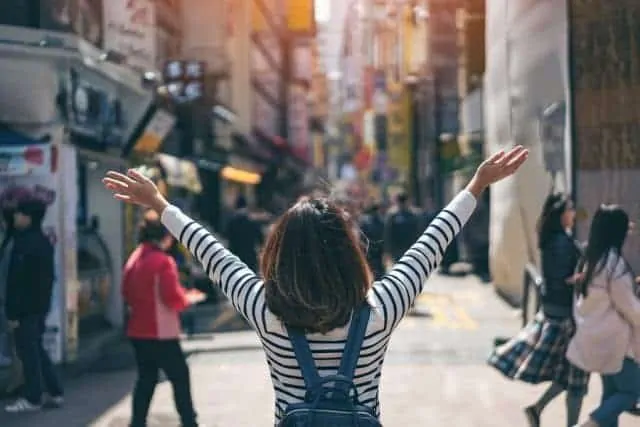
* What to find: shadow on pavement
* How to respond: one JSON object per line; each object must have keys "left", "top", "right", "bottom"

{"left": 0, "top": 369, "right": 136, "bottom": 427}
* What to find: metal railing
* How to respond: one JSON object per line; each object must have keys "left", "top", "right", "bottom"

{"left": 521, "top": 263, "right": 544, "bottom": 328}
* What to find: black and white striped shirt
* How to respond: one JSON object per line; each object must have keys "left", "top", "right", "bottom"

{"left": 161, "top": 190, "right": 476, "bottom": 423}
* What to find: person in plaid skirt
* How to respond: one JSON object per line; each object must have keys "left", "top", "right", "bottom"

{"left": 488, "top": 193, "right": 589, "bottom": 427}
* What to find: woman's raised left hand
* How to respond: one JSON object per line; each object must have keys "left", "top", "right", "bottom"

{"left": 103, "top": 169, "right": 169, "bottom": 214}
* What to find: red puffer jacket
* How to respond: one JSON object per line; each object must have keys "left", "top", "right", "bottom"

{"left": 122, "top": 243, "right": 189, "bottom": 339}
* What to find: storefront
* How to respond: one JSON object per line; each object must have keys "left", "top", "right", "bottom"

{"left": 0, "top": 131, "right": 67, "bottom": 362}
{"left": 0, "top": 26, "right": 153, "bottom": 363}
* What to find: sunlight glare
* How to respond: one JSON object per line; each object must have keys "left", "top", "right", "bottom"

{"left": 315, "top": 0, "right": 331, "bottom": 22}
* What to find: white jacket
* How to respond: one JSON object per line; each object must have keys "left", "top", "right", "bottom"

{"left": 567, "top": 250, "right": 640, "bottom": 374}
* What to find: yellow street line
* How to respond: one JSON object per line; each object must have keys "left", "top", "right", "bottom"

{"left": 428, "top": 304, "right": 450, "bottom": 328}
{"left": 452, "top": 305, "right": 478, "bottom": 330}
{"left": 415, "top": 292, "right": 478, "bottom": 330}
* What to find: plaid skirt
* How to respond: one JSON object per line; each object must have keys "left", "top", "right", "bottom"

{"left": 488, "top": 311, "right": 590, "bottom": 396}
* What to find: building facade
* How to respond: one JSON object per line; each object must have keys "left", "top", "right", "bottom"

{"left": 0, "top": 2, "right": 156, "bottom": 365}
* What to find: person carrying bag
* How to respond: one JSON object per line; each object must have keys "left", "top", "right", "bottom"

{"left": 280, "top": 305, "right": 380, "bottom": 426}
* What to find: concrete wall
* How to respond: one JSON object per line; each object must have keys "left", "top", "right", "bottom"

{"left": 484, "top": 0, "right": 571, "bottom": 302}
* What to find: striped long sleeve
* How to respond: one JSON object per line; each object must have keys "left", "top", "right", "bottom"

{"left": 370, "top": 190, "right": 477, "bottom": 331}
{"left": 161, "top": 206, "right": 268, "bottom": 332}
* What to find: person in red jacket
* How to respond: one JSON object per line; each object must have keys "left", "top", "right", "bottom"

{"left": 123, "top": 210, "right": 204, "bottom": 427}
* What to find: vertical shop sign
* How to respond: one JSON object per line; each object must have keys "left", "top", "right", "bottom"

{"left": 103, "top": 0, "right": 157, "bottom": 71}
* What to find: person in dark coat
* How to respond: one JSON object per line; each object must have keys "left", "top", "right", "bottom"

{"left": 359, "top": 203, "right": 386, "bottom": 280}
{"left": 384, "top": 192, "right": 420, "bottom": 263}
{"left": 5, "top": 198, "right": 63, "bottom": 413}
{"left": 0, "top": 206, "right": 15, "bottom": 366}
{"left": 224, "top": 195, "right": 263, "bottom": 272}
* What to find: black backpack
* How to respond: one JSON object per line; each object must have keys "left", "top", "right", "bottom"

{"left": 278, "top": 305, "right": 382, "bottom": 427}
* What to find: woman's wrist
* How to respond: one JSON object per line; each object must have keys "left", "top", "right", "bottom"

{"left": 465, "top": 176, "right": 486, "bottom": 199}
{"left": 149, "top": 195, "right": 170, "bottom": 215}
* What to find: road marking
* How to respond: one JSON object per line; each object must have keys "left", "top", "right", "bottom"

{"left": 414, "top": 292, "right": 478, "bottom": 330}
{"left": 452, "top": 305, "right": 478, "bottom": 330}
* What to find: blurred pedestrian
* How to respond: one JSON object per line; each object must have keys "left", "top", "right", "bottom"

{"left": 384, "top": 192, "right": 420, "bottom": 264}
{"left": 568, "top": 205, "right": 640, "bottom": 427}
{"left": 103, "top": 146, "right": 529, "bottom": 425}
{"left": 224, "top": 195, "right": 263, "bottom": 271}
{"left": 122, "top": 211, "right": 204, "bottom": 427}
{"left": 4, "top": 198, "right": 63, "bottom": 413}
{"left": 359, "top": 203, "right": 385, "bottom": 280}
{"left": 0, "top": 206, "right": 16, "bottom": 367}
{"left": 488, "top": 193, "right": 587, "bottom": 427}
{"left": 464, "top": 190, "right": 491, "bottom": 282}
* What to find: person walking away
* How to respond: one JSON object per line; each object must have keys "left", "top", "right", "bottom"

{"left": 123, "top": 211, "right": 205, "bottom": 427}
{"left": 4, "top": 198, "right": 64, "bottom": 412}
{"left": 103, "top": 145, "right": 528, "bottom": 425}
{"left": 359, "top": 203, "right": 386, "bottom": 280}
{"left": 464, "top": 190, "right": 491, "bottom": 282}
{"left": 384, "top": 192, "right": 419, "bottom": 264}
{"left": 0, "top": 206, "right": 16, "bottom": 367}
{"left": 566, "top": 205, "right": 640, "bottom": 427}
{"left": 488, "top": 193, "right": 588, "bottom": 426}
{"left": 224, "top": 195, "right": 263, "bottom": 272}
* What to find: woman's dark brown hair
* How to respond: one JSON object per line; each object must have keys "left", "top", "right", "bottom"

{"left": 261, "top": 197, "right": 372, "bottom": 334}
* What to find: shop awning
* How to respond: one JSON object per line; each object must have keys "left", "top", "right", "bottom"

{"left": 156, "top": 153, "right": 203, "bottom": 194}
{"left": 0, "top": 126, "right": 50, "bottom": 146}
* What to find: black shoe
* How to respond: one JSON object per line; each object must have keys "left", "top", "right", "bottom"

{"left": 524, "top": 406, "right": 540, "bottom": 427}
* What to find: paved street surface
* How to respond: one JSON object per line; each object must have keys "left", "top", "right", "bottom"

{"left": 1, "top": 273, "right": 637, "bottom": 426}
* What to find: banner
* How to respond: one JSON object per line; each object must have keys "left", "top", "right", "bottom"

{"left": 103, "top": 0, "right": 157, "bottom": 71}
{"left": 133, "top": 110, "right": 176, "bottom": 154}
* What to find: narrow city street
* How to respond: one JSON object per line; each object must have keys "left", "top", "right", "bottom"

{"left": 0, "top": 273, "right": 636, "bottom": 426}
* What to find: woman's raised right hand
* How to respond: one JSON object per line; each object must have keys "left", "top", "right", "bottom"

{"left": 466, "top": 145, "right": 529, "bottom": 197}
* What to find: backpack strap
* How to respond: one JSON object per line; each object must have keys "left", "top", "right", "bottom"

{"left": 286, "top": 304, "right": 371, "bottom": 396}
{"left": 336, "top": 304, "right": 371, "bottom": 389}
{"left": 287, "top": 326, "right": 321, "bottom": 390}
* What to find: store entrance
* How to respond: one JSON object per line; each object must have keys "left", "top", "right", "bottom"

{"left": 77, "top": 221, "right": 113, "bottom": 336}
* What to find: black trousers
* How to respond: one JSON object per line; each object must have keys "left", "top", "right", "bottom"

{"left": 14, "top": 315, "right": 63, "bottom": 404}
{"left": 130, "top": 339, "right": 198, "bottom": 427}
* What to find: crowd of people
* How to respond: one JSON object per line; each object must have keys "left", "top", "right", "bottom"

{"left": 488, "top": 193, "right": 640, "bottom": 426}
